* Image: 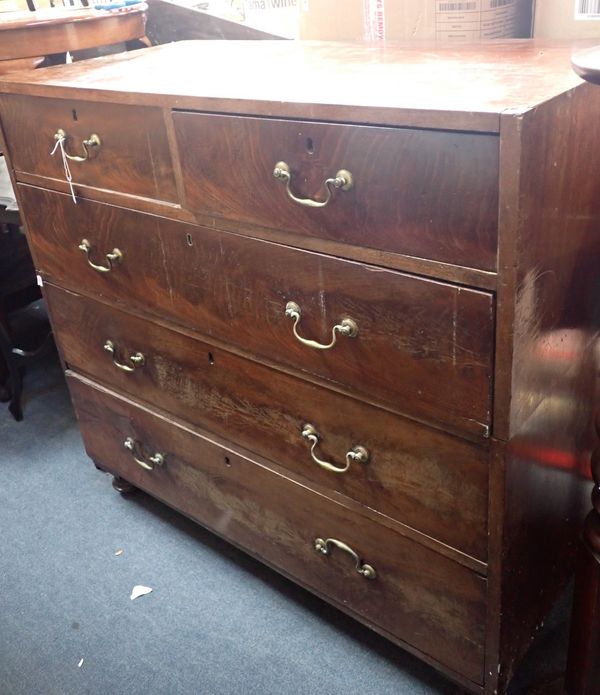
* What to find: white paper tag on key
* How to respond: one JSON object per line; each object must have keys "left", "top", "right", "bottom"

{"left": 50, "top": 131, "right": 77, "bottom": 205}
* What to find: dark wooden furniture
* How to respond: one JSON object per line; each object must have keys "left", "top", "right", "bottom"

{"left": 0, "top": 5, "right": 148, "bottom": 63}
{"left": 0, "top": 40, "right": 597, "bottom": 693}
{"left": 562, "top": 44, "right": 600, "bottom": 695}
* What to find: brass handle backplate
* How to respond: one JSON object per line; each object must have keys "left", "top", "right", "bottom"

{"left": 123, "top": 437, "right": 164, "bottom": 471}
{"left": 285, "top": 301, "right": 358, "bottom": 350}
{"left": 302, "top": 424, "right": 368, "bottom": 474}
{"left": 104, "top": 340, "right": 145, "bottom": 372}
{"left": 55, "top": 128, "right": 101, "bottom": 162}
{"left": 79, "top": 239, "right": 122, "bottom": 273}
{"left": 273, "top": 161, "right": 353, "bottom": 208}
{"left": 314, "top": 537, "right": 376, "bottom": 579}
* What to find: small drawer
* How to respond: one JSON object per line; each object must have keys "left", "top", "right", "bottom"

{"left": 0, "top": 95, "right": 178, "bottom": 202}
{"left": 25, "top": 188, "right": 494, "bottom": 437}
{"left": 45, "top": 283, "right": 489, "bottom": 561}
{"left": 68, "top": 373, "right": 487, "bottom": 686}
{"left": 173, "top": 112, "right": 499, "bottom": 271}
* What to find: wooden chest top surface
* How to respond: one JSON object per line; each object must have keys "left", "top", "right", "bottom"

{"left": 0, "top": 39, "right": 592, "bottom": 131}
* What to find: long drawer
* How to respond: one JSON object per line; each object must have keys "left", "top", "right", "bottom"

{"left": 68, "top": 372, "right": 487, "bottom": 685}
{"left": 46, "top": 283, "right": 489, "bottom": 561}
{"left": 0, "top": 95, "right": 178, "bottom": 203}
{"left": 173, "top": 112, "right": 499, "bottom": 271}
{"left": 25, "top": 187, "right": 495, "bottom": 437}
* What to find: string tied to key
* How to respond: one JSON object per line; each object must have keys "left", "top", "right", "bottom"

{"left": 50, "top": 132, "right": 77, "bottom": 205}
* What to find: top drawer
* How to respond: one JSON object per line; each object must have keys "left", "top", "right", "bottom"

{"left": 173, "top": 113, "right": 499, "bottom": 271}
{"left": 0, "top": 95, "right": 178, "bottom": 203}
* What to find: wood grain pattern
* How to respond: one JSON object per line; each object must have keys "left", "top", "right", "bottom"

{"left": 22, "top": 187, "right": 495, "bottom": 437}
{"left": 0, "top": 6, "right": 147, "bottom": 62}
{"left": 1, "top": 40, "right": 597, "bottom": 695}
{"left": 488, "top": 79, "right": 600, "bottom": 693}
{"left": 174, "top": 113, "right": 499, "bottom": 271}
{"left": 14, "top": 175, "right": 497, "bottom": 290}
{"left": 564, "top": 55, "right": 600, "bottom": 695}
{"left": 0, "top": 95, "right": 177, "bottom": 203}
{"left": 0, "top": 40, "right": 592, "bottom": 133}
{"left": 0, "top": 58, "right": 44, "bottom": 75}
{"left": 45, "top": 282, "right": 489, "bottom": 563}
{"left": 67, "top": 371, "right": 487, "bottom": 686}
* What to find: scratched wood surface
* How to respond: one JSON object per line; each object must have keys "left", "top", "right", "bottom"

{"left": 46, "top": 282, "right": 490, "bottom": 564}
{"left": 174, "top": 112, "right": 499, "bottom": 271}
{"left": 1, "top": 40, "right": 597, "bottom": 695}
{"left": 485, "top": 78, "right": 600, "bottom": 694}
{"left": 23, "top": 186, "right": 495, "bottom": 438}
{"left": 0, "top": 40, "right": 592, "bottom": 132}
{"left": 69, "top": 372, "right": 488, "bottom": 686}
{"left": 1, "top": 95, "right": 177, "bottom": 203}
{"left": 563, "top": 48, "right": 600, "bottom": 695}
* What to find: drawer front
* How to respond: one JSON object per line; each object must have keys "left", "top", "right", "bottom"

{"left": 0, "top": 95, "right": 178, "bottom": 202}
{"left": 173, "top": 112, "right": 499, "bottom": 271}
{"left": 46, "top": 283, "right": 489, "bottom": 561}
{"left": 68, "top": 373, "right": 487, "bottom": 685}
{"left": 25, "top": 188, "right": 494, "bottom": 436}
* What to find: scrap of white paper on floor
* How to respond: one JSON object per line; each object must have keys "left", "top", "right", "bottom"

{"left": 130, "top": 585, "right": 153, "bottom": 600}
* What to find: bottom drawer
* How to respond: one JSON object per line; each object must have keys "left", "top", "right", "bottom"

{"left": 68, "top": 372, "right": 487, "bottom": 686}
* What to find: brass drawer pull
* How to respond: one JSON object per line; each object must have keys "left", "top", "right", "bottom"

{"left": 123, "top": 437, "right": 164, "bottom": 471}
{"left": 104, "top": 340, "right": 145, "bottom": 372}
{"left": 79, "top": 239, "right": 123, "bottom": 273}
{"left": 273, "top": 161, "right": 353, "bottom": 208}
{"left": 302, "top": 423, "right": 369, "bottom": 474}
{"left": 285, "top": 301, "right": 358, "bottom": 350}
{"left": 314, "top": 537, "right": 376, "bottom": 580}
{"left": 54, "top": 128, "right": 101, "bottom": 162}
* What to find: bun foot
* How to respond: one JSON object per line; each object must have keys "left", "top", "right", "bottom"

{"left": 112, "top": 475, "right": 136, "bottom": 494}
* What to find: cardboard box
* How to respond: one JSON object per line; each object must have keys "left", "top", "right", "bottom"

{"left": 534, "top": 0, "right": 600, "bottom": 39}
{"left": 242, "top": 0, "right": 299, "bottom": 38}
{"left": 298, "top": 0, "right": 533, "bottom": 41}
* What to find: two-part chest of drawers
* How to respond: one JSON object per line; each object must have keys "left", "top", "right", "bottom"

{"left": 1, "top": 40, "right": 597, "bottom": 694}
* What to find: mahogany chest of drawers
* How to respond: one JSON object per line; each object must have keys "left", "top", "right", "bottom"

{"left": 1, "top": 40, "right": 597, "bottom": 693}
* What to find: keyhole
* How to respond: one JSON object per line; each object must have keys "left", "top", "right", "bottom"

{"left": 186, "top": 233, "right": 193, "bottom": 247}
{"left": 224, "top": 456, "right": 231, "bottom": 466}
{"left": 72, "top": 109, "right": 78, "bottom": 121}
{"left": 208, "top": 352, "right": 214, "bottom": 365}
{"left": 305, "top": 137, "right": 314, "bottom": 154}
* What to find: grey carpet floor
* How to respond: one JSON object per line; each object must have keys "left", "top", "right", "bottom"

{"left": 0, "top": 350, "right": 568, "bottom": 695}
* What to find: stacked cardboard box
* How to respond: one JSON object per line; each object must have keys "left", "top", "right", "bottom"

{"left": 298, "top": 0, "right": 533, "bottom": 41}
{"left": 238, "top": 0, "right": 533, "bottom": 41}
{"left": 534, "top": 0, "right": 600, "bottom": 39}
